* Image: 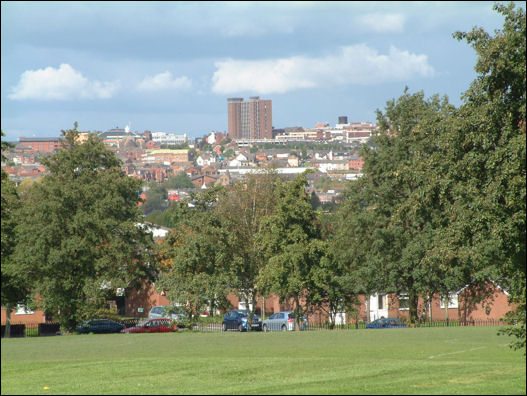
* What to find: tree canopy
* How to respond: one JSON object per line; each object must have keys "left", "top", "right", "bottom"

{"left": 12, "top": 125, "right": 155, "bottom": 331}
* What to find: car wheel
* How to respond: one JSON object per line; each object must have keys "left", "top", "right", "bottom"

{"left": 263, "top": 324, "right": 268, "bottom": 332}
{"left": 281, "top": 324, "right": 287, "bottom": 332}
{"left": 222, "top": 323, "right": 227, "bottom": 332}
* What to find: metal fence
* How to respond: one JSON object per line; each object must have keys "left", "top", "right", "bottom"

{"left": 1, "top": 322, "right": 61, "bottom": 338}
{"left": 0, "top": 318, "right": 507, "bottom": 338}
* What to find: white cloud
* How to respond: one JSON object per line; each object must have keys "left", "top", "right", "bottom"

{"left": 136, "top": 71, "right": 192, "bottom": 92}
{"left": 8, "top": 64, "right": 119, "bottom": 100}
{"left": 355, "top": 13, "right": 406, "bottom": 34}
{"left": 212, "top": 44, "right": 435, "bottom": 95}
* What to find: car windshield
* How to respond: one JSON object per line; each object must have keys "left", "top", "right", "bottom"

{"left": 237, "top": 310, "right": 248, "bottom": 316}
{"left": 137, "top": 320, "right": 148, "bottom": 327}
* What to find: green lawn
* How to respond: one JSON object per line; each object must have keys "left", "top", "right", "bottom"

{"left": 1, "top": 327, "right": 525, "bottom": 395}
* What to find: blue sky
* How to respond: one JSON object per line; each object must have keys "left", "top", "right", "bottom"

{"left": 1, "top": 1, "right": 522, "bottom": 141}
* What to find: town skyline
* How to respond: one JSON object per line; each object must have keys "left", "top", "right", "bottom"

{"left": 2, "top": 1, "right": 523, "bottom": 141}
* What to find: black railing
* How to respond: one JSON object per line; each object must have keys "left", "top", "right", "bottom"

{"left": 0, "top": 318, "right": 508, "bottom": 337}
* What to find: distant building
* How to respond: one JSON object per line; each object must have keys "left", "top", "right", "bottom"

{"left": 151, "top": 132, "right": 188, "bottom": 146}
{"left": 99, "top": 127, "right": 142, "bottom": 147}
{"left": 142, "top": 149, "right": 190, "bottom": 164}
{"left": 228, "top": 96, "right": 272, "bottom": 140}
{"left": 75, "top": 132, "right": 91, "bottom": 144}
{"left": 17, "top": 137, "right": 61, "bottom": 152}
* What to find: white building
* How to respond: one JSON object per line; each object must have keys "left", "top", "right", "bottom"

{"left": 369, "top": 294, "right": 389, "bottom": 321}
{"left": 151, "top": 132, "right": 188, "bottom": 146}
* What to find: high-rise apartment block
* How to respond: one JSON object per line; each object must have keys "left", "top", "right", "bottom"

{"left": 227, "top": 96, "right": 272, "bottom": 140}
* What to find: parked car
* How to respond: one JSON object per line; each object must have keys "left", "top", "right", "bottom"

{"left": 262, "top": 311, "right": 308, "bottom": 331}
{"left": 148, "top": 305, "right": 187, "bottom": 322}
{"left": 76, "top": 319, "right": 125, "bottom": 334}
{"left": 120, "top": 318, "right": 178, "bottom": 334}
{"left": 366, "top": 318, "right": 407, "bottom": 329}
{"left": 222, "top": 309, "right": 262, "bottom": 332}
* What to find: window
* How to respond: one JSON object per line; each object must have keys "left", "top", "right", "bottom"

{"left": 440, "top": 294, "right": 459, "bottom": 309}
{"left": 398, "top": 294, "right": 409, "bottom": 310}
{"left": 378, "top": 294, "right": 385, "bottom": 310}
{"left": 15, "top": 304, "right": 34, "bottom": 315}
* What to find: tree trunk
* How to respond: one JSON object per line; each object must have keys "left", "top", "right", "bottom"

{"left": 294, "top": 297, "right": 301, "bottom": 331}
{"left": 444, "top": 294, "right": 450, "bottom": 326}
{"left": 5, "top": 304, "right": 13, "bottom": 338}
{"left": 365, "top": 295, "right": 370, "bottom": 324}
{"left": 408, "top": 292, "right": 419, "bottom": 325}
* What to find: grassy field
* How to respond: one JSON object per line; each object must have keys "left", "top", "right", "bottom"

{"left": 1, "top": 326, "right": 525, "bottom": 395}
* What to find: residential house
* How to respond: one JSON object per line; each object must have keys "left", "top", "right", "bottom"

{"left": 191, "top": 174, "right": 219, "bottom": 189}
{"left": 196, "top": 153, "right": 216, "bottom": 167}
{"left": 215, "top": 171, "right": 231, "bottom": 186}
{"left": 348, "top": 155, "right": 364, "bottom": 170}
{"left": 1, "top": 304, "right": 47, "bottom": 326}
{"left": 184, "top": 166, "right": 201, "bottom": 179}
{"left": 142, "top": 149, "right": 189, "bottom": 164}
{"left": 212, "top": 145, "right": 223, "bottom": 156}
{"left": 367, "top": 281, "right": 514, "bottom": 323}
{"left": 287, "top": 155, "right": 299, "bottom": 167}
{"left": 201, "top": 164, "right": 220, "bottom": 177}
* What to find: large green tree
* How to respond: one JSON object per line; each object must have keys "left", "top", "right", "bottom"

{"left": 1, "top": 131, "right": 31, "bottom": 337}
{"left": 256, "top": 173, "right": 324, "bottom": 329}
{"left": 214, "top": 170, "right": 281, "bottom": 328}
{"left": 445, "top": 3, "right": 525, "bottom": 349}
{"left": 13, "top": 125, "right": 155, "bottom": 332}
{"left": 335, "top": 90, "right": 459, "bottom": 324}
{"left": 156, "top": 186, "right": 231, "bottom": 322}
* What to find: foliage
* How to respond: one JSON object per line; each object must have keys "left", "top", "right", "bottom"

{"left": 214, "top": 170, "right": 282, "bottom": 328}
{"left": 256, "top": 173, "right": 324, "bottom": 329}
{"left": 155, "top": 186, "right": 231, "bottom": 322}
{"left": 1, "top": 131, "right": 31, "bottom": 337}
{"left": 142, "top": 183, "right": 168, "bottom": 214}
{"left": 335, "top": 90, "right": 459, "bottom": 323}
{"left": 78, "top": 305, "right": 122, "bottom": 322}
{"left": 13, "top": 124, "right": 155, "bottom": 332}
{"left": 446, "top": 2, "right": 525, "bottom": 349}
{"left": 165, "top": 172, "right": 194, "bottom": 189}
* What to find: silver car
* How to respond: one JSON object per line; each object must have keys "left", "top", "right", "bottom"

{"left": 148, "top": 305, "right": 186, "bottom": 321}
{"left": 262, "top": 311, "right": 308, "bottom": 331}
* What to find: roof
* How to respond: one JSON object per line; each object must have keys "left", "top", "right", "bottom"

{"left": 19, "top": 137, "right": 60, "bottom": 142}
{"left": 98, "top": 130, "right": 134, "bottom": 139}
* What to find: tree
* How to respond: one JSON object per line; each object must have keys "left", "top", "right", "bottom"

{"left": 142, "top": 182, "right": 168, "bottom": 213}
{"left": 1, "top": 131, "right": 30, "bottom": 338}
{"left": 156, "top": 186, "right": 230, "bottom": 322}
{"left": 13, "top": 124, "right": 155, "bottom": 332}
{"left": 256, "top": 173, "right": 323, "bottom": 329}
{"left": 214, "top": 170, "right": 282, "bottom": 328}
{"left": 166, "top": 172, "right": 194, "bottom": 189}
{"left": 447, "top": 3, "right": 525, "bottom": 349}
{"left": 335, "top": 90, "right": 459, "bottom": 324}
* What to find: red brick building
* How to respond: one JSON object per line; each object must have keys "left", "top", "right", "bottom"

{"left": 18, "top": 137, "right": 62, "bottom": 152}
{"left": 348, "top": 156, "right": 364, "bottom": 170}
{"left": 228, "top": 97, "right": 272, "bottom": 140}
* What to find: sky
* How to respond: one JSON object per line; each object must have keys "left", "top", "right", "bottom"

{"left": 1, "top": 1, "right": 523, "bottom": 141}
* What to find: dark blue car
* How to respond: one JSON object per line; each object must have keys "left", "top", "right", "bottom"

{"left": 222, "top": 309, "right": 262, "bottom": 332}
{"left": 76, "top": 319, "right": 125, "bottom": 334}
{"left": 366, "top": 318, "right": 407, "bottom": 329}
